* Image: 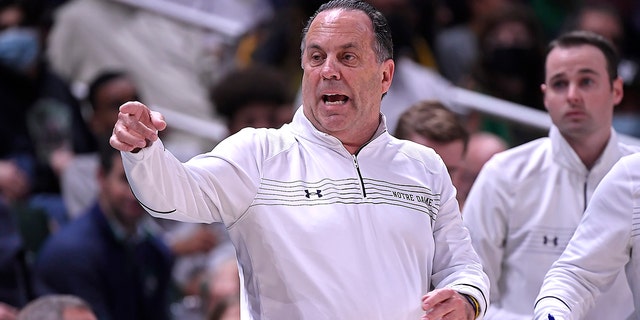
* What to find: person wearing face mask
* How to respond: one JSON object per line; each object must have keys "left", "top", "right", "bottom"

{"left": 465, "top": 3, "right": 548, "bottom": 146}
{"left": 375, "top": 0, "right": 459, "bottom": 135}
{"left": 0, "top": 27, "right": 39, "bottom": 74}
{"left": 0, "top": 2, "right": 95, "bottom": 242}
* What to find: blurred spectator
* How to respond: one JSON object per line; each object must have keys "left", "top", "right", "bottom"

{"left": 45, "top": 0, "right": 276, "bottom": 160}
{"left": 55, "top": 70, "right": 221, "bottom": 320}
{"left": 203, "top": 244, "right": 239, "bottom": 320}
{"left": 211, "top": 64, "right": 294, "bottom": 136}
{"left": 368, "top": 0, "right": 438, "bottom": 68}
{"left": 367, "top": 0, "right": 458, "bottom": 134}
{"left": 466, "top": 3, "right": 548, "bottom": 145}
{"left": 0, "top": 0, "right": 93, "bottom": 239}
{"left": 60, "top": 70, "right": 139, "bottom": 218}
{"left": 394, "top": 100, "right": 469, "bottom": 205}
{"left": 0, "top": 1, "right": 22, "bottom": 29}
{"left": 380, "top": 53, "right": 456, "bottom": 135}
{"left": 17, "top": 294, "right": 96, "bottom": 320}
{"left": 0, "top": 302, "right": 17, "bottom": 320}
{"left": 613, "top": 81, "right": 640, "bottom": 138}
{"left": 0, "top": 201, "right": 32, "bottom": 310}
{"left": 434, "top": 0, "right": 514, "bottom": 85}
{"left": 237, "top": 1, "right": 308, "bottom": 93}
{"left": 208, "top": 296, "right": 240, "bottom": 320}
{"left": 456, "top": 131, "right": 507, "bottom": 210}
{"left": 528, "top": 0, "right": 577, "bottom": 39}
{"left": 166, "top": 222, "right": 221, "bottom": 320}
{"left": 33, "top": 140, "right": 175, "bottom": 320}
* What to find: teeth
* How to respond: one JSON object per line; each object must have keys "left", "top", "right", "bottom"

{"left": 323, "top": 94, "right": 348, "bottom": 104}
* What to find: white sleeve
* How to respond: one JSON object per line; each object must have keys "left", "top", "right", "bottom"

{"left": 431, "top": 157, "right": 490, "bottom": 318}
{"left": 122, "top": 132, "right": 262, "bottom": 225}
{"left": 462, "top": 157, "right": 512, "bottom": 317}
{"left": 534, "top": 156, "right": 634, "bottom": 320}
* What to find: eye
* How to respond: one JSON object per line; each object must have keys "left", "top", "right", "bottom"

{"left": 550, "top": 80, "right": 568, "bottom": 90}
{"left": 342, "top": 53, "right": 357, "bottom": 65}
{"left": 579, "top": 77, "right": 595, "bottom": 87}
{"left": 309, "top": 52, "right": 325, "bottom": 66}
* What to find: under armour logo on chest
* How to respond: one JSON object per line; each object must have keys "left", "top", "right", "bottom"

{"left": 543, "top": 235, "right": 559, "bottom": 247}
{"left": 304, "top": 189, "right": 323, "bottom": 198}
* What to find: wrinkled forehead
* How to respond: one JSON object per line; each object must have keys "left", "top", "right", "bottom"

{"left": 307, "top": 8, "right": 373, "bottom": 40}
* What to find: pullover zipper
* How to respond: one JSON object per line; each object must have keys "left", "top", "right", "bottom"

{"left": 352, "top": 154, "right": 366, "bottom": 197}
{"left": 582, "top": 179, "right": 588, "bottom": 212}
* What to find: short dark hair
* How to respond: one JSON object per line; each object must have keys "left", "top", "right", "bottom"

{"left": 546, "top": 30, "right": 619, "bottom": 83}
{"left": 210, "top": 64, "right": 291, "bottom": 120}
{"left": 300, "top": 0, "right": 393, "bottom": 63}
{"left": 395, "top": 100, "right": 469, "bottom": 152}
{"left": 87, "top": 70, "right": 132, "bottom": 110}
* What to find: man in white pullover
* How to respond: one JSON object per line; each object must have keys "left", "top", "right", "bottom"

{"left": 462, "top": 30, "right": 638, "bottom": 319}
{"left": 534, "top": 152, "right": 640, "bottom": 319}
{"left": 108, "top": 0, "right": 489, "bottom": 319}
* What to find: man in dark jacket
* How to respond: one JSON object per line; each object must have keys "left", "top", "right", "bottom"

{"left": 33, "top": 139, "right": 174, "bottom": 320}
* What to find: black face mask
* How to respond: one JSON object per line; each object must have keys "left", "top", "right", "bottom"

{"left": 483, "top": 47, "right": 540, "bottom": 76}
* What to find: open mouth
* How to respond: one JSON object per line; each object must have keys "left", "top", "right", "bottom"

{"left": 322, "top": 94, "right": 349, "bottom": 105}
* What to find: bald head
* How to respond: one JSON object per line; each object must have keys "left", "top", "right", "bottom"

{"left": 466, "top": 132, "right": 508, "bottom": 173}
{"left": 458, "top": 132, "right": 508, "bottom": 209}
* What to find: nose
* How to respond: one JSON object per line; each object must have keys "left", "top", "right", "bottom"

{"left": 320, "top": 57, "right": 340, "bottom": 80}
{"left": 566, "top": 83, "right": 581, "bottom": 105}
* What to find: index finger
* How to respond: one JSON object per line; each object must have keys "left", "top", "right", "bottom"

{"left": 422, "top": 288, "right": 455, "bottom": 311}
{"left": 118, "top": 101, "right": 162, "bottom": 141}
{"left": 119, "top": 100, "right": 148, "bottom": 115}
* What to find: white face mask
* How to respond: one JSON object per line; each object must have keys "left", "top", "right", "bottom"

{"left": 0, "top": 27, "right": 40, "bottom": 73}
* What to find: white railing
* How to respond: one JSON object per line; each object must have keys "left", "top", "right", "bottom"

{"left": 111, "top": 0, "right": 247, "bottom": 38}
{"left": 153, "top": 105, "right": 228, "bottom": 142}
{"left": 451, "top": 87, "right": 552, "bottom": 130}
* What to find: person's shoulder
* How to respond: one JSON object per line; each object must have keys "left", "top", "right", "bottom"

{"left": 483, "top": 137, "right": 550, "bottom": 176}
{"left": 616, "top": 141, "right": 640, "bottom": 156}
{"left": 618, "top": 152, "right": 640, "bottom": 169}
{"left": 41, "top": 212, "right": 101, "bottom": 253}
{"left": 221, "top": 126, "right": 296, "bottom": 153}
{"left": 393, "top": 136, "right": 437, "bottom": 155}
{"left": 393, "top": 138, "right": 443, "bottom": 171}
{"left": 491, "top": 137, "right": 546, "bottom": 161}
{"left": 227, "top": 125, "right": 294, "bottom": 141}
{"left": 36, "top": 223, "right": 96, "bottom": 269}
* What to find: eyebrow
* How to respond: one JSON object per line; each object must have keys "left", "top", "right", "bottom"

{"left": 548, "top": 68, "right": 599, "bottom": 82}
{"left": 576, "top": 68, "right": 600, "bottom": 76}
{"left": 306, "top": 42, "right": 359, "bottom": 52}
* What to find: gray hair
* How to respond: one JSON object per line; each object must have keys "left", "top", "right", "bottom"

{"left": 18, "top": 295, "right": 94, "bottom": 320}
{"left": 300, "top": 0, "right": 393, "bottom": 64}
